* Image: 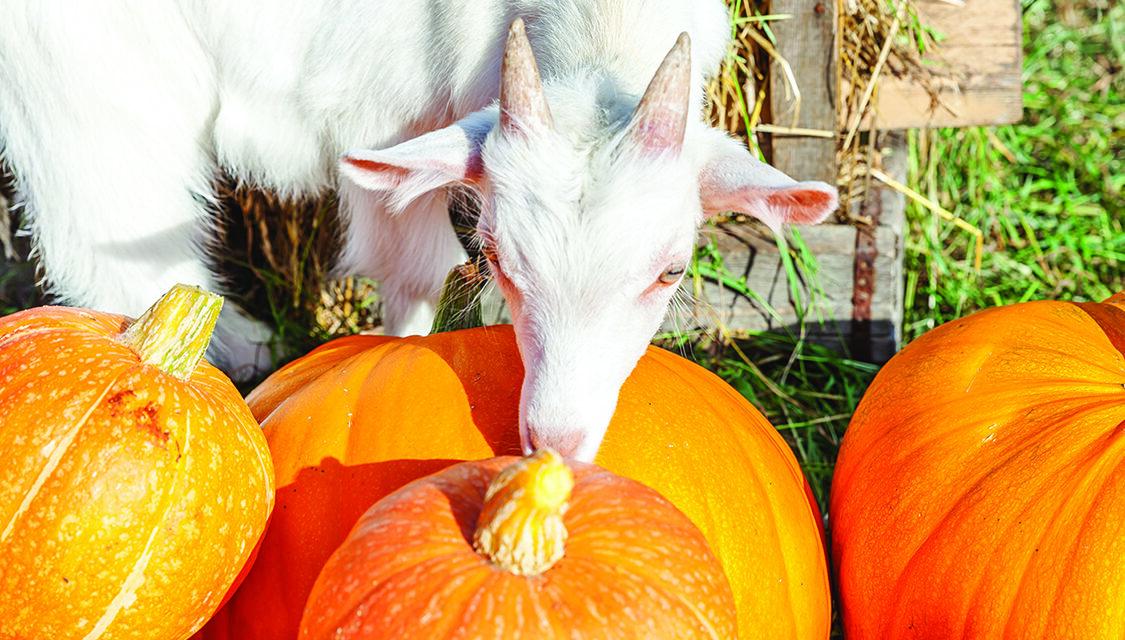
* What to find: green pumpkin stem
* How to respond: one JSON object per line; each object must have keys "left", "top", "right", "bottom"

{"left": 120, "top": 284, "right": 223, "bottom": 379}
{"left": 430, "top": 258, "right": 488, "bottom": 334}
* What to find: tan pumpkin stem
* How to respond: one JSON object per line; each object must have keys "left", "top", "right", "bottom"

{"left": 119, "top": 284, "right": 224, "bottom": 379}
{"left": 472, "top": 449, "right": 574, "bottom": 576}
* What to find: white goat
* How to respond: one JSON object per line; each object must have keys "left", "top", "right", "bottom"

{"left": 0, "top": 1, "right": 837, "bottom": 461}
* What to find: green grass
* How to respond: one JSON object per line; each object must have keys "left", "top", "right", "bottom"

{"left": 674, "top": 330, "right": 878, "bottom": 509}
{"left": 902, "top": 0, "right": 1124, "bottom": 338}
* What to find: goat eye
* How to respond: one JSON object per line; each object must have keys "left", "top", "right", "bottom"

{"left": 659, "top": 261, "right": 686, "bottom": 285}
{"left": 480, "top": 243, "right": 498, "bottom": 263}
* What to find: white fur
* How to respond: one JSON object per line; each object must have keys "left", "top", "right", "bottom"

{"left": 0, "top": 0, "right": 838, "bottom": 460}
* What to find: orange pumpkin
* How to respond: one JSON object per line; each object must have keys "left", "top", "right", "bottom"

{"left": 199, "top": 325, "right": 829, "bottom": 639}
{"left": 300, "top": 450, "right": 737, "bottom": 639}
{"left": 0, "top": 285, "right": 274, "bottom": 639}
{"left": 830, "top": 292, "right": 1125, "bottom": 639}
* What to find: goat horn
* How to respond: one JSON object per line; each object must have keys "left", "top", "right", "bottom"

{"left": 499, "top": 18, "right": 553, "bottom": 135}
{"left": 627, "top": 32, "right": 692, "bottom": 155}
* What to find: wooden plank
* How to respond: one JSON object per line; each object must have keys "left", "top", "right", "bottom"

{"left": 661, "top": 220, "right": 902, "bottom": 362}
{"left": 768, "top": 0, "right": 839, "bottom": 183}
{"left": 852, "top": 0, "right": 1024, "bottom": 129}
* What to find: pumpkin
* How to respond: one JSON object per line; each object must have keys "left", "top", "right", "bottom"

{"left": 0, "top": 285, "right": 275, "bottom": 639}
{"left": 198, "top": 324, "right": 829, "bottom": 639}
{"left": 300, "top": 449, "right": 737, "bottom": 638}
{"left": 830, "top": 292, "right": 1125, "bottom": 639}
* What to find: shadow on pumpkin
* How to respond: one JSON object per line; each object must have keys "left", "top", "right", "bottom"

{"left": 199, "top": 456, "right": 482, "bottom": 640}
{"left": 277, "top": 456, "right": 465, "bottom": 549}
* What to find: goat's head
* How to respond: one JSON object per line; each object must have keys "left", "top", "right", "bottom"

{"left": 340, "top": 19, "right": 837, "bottom": 461}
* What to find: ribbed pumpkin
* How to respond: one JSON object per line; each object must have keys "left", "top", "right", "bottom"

{"left": 199, "top": 325, "right": 828, "bottom": 639}
{"left": 300, "top": 450, "right": 737, "bottom": 639}
{"left": 0, "top": 285, "right": 275, "bottom": 639}
{"left": 830, "top": 292, "right": 1125, "bottom": 639}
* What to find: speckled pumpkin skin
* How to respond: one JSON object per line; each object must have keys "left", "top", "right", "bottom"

{"left": 300, "top": 456, "right": 738, "bottom": 639}
{"left": 0, "top": 305, "right": 274, "bottom": 639}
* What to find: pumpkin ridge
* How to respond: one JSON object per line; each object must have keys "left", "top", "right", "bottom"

{"left": 995, "top": 497, "right": 1074, "bottom": 638}
{"left": 0, "top": 323, "right": 67, "bottom": 351}
{"left": 447, "top": 568, "right": 504, "bottom": 635}
{"left": 211, "top": 384, "right": 275, "bottom": 515}
{"left": 440, "top": 565, "right": 510, "bottom": 636}
{"left": 0, "top": 310, "right": 119, "bottom": 351}
{"left": 884, "top": 419, "right": 1070, "bottom": 602}
{"left": 658, "top": 572, "right": 731, "bottom": 640}
{"left": 1, "top": 365, "right": 130, "bottom": 543}
{"left": 881, "top": 448, "right": 1020, "bottom": 632}
{"left": 992, "top": 483, "right": 1091, "bottom": 637}
{"left": 993, "top": 516, "right": 1050, "bottom": 638}
{"left": 562, "top": 530, "right": 731, "bottom": 640}
{"left": 1072, "top": 299, "right": 1125, "bottom": 356}
{"left": 1015, "top": 441, "right": 1125, "bottom": 634}
{"left": 850, "top": 382, "right": 1125, "bottom": 493}
{"left": 719, "top": 401, "right": 805, "bottom": 637}
{"left": 879, "top": 405, "right": 1125, "bottom": 637}
{"left": 962, "top": 483, "right": 1063, "bottom": 637}
{"left": 547, "top": 553, "right": 721, "bottom": 637}
{"left": 84, "top": 406, "right": 196, "bottom": 640}
{"left": 522, "top": 574, "right": 569, "bottom": 637}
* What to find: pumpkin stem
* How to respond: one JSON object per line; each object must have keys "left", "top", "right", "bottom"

{"left": 119, "top": 284, "right": 223, "bottom": 379}
{"left": 430, "top": 258, "right": 488, "bottom": 334}
{"left": 472, "top": 449, "right": 574, "bottom": 576}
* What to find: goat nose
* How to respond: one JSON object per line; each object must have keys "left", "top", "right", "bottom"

{"left": 528, "top": 429, "right": 583, "bottom": 459}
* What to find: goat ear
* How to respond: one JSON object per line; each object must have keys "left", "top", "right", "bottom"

{"left": 340, "top": 118, "right": 491, "bottom": 208}
{"left": 698, "top": 137, "right": 838, "bottom": 234}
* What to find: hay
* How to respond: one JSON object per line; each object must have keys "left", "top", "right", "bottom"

{"left": 837, "top": 0, "right": 953, "bottom": 215}
{"left": 1, "top": 168, "right": 16, "bottom": 261}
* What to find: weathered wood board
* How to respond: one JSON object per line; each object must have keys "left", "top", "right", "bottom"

{"left": 851, "top": 0, "right": 1025, "bottom": 129}
{"left": 662, "top": 215, "right": 903, "bottom": 363}
{"left": 770, "top": 0, "right": 839, "bottom": 184}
